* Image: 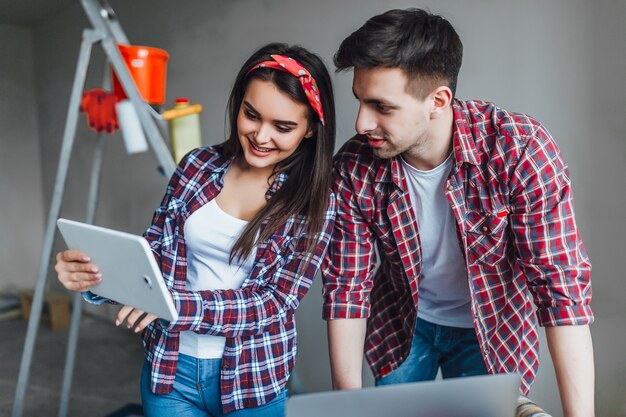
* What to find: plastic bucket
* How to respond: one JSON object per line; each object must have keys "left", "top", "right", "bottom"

{"left": 112, "top": 44, "right": 169, "bottom": 105}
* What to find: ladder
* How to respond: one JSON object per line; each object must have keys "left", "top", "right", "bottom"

{"left": 12, "top": 1, "right": 176, "bottom": 416}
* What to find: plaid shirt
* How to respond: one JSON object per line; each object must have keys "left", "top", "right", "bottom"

{"left": 118, "top": 146, "right": 334, "bottom": 413}
{"left": 321, "top": 99, "right": 593, "bottom": 394}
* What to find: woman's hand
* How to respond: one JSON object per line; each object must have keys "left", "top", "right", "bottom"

{"left": 55, "top": 250, "right": 102, "bottom": 292}
{"left": 116, "top": 305, "right": 157, "bottom": 333}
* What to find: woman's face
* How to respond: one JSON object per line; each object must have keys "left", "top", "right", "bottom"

{"left": 237, "top": 78, "right": 312, "bottom": 174}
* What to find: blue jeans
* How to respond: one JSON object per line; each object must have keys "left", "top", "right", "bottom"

{"left": 141, "top": 354, "right": 287, "bottom": 417}
{"left": 376, "top": 317, "right": 488, "bottom": 385}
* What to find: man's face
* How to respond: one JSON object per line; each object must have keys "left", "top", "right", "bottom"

{"left": 352, "top": 67, "right": 433, "bottom": 160}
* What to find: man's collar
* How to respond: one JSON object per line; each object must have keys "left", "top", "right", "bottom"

{"left": 451, "top": 98, "right": 480, "bottom": 167}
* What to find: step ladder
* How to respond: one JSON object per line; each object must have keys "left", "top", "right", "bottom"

{"left": 12, "top": 1, "right": 176, "bottom": 416}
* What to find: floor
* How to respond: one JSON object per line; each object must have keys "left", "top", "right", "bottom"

{"left": 0, "top": 312, "right": 144, "bottom": 417}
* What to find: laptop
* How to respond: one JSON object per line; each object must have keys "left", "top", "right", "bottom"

{"left": 286, "top": 373, "right": 520, "bottom": 417}
{"left": 57, "top": 218, "right": 178, "bottom": 322}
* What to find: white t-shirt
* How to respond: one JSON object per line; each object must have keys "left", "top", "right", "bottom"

{"left": 400, "top": 154, "right": 473, "bottom": 328}
{"left": 178, "top": 199, "right": 256, "bottom": 358}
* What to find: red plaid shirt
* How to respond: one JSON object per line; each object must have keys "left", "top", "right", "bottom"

{"left": 139, "top": 146, "right": 335, "bottom": 412}
{"left": 322, "top": 99, "right": 593, "bottom": 394}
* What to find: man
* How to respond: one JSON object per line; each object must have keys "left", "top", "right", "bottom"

{"left": 322, "top": 8, "right": 594, "bottom": 417}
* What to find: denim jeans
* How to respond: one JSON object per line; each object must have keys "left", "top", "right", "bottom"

{"left": 376, "top": 317, "right": 488, "bottom": 385}
{"left": 141, "top": 353, "right": 287, "bottom": 417}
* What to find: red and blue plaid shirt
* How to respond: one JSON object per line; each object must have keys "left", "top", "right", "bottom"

{"left": 321, "top": 99, "right": 593, "bottom": 394}
{"left": 136, "top": 146, "right": 335, "bottom": 412}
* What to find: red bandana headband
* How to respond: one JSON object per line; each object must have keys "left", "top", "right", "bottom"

{"left": 247, "top": 54, "right": 325, "bottom": 125}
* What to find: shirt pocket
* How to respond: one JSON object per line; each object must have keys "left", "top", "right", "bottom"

{"left": 464, "top": 211, "right": 509, "bottom": 267}
{"left": 250, "top": 235, "right": 294, "bottom": 285}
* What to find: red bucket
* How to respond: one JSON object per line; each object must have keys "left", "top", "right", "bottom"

{"left": 112, "top": 44, "right": 169, "bottom": 105}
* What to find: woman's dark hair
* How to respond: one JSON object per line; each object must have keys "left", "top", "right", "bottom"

{"left": 334, "top": 8, "right": 463, "bottom": 98}
{"left": 221, "top": 42, "right": 335, "bottom": 263}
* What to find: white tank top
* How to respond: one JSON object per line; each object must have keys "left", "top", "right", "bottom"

{"left": 400, "top": 154, "right": 473, "bottom": 328}
{"left": 178, "top": 199, "right": 256, "bottom": 358}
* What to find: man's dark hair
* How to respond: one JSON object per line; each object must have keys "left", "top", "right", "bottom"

{"left": 334, "top": 8, "right": 463, "bottom": 98}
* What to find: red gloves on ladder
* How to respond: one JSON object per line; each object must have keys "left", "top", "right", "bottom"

{"left": 79, "top": 88, "right": 120, "bottom": 133}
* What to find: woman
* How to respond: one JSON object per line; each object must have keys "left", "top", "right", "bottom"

{"left": 55, "top": 42, "right": 336, "bottom": 417}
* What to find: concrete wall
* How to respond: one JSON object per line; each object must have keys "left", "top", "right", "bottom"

{"left": 582, "top": 1, "right": 626, "bottom": 413}
{"left": 0, "top": 23, "right": 44, "bottom": 292}
{"left": 19, "top": 0, "right": 626, "bottom": 415}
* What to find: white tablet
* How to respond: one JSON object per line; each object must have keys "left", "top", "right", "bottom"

{"left": 57, "top": 218, "right": 178, "bottom": 322}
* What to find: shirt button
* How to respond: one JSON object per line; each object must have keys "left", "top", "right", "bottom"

{"left": 482, "top": 226, "right": 489, "bottom": 233}
{"left": 222, "top": 364, "right": 228, "bottom": 370}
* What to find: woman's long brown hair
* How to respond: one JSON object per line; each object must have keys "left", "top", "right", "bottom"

{"left": 221, "top": 43, "right": 336, "bottom": 264}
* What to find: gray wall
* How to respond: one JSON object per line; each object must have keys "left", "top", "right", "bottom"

{"left": 0, "top": 23, "right": 45, "bottom": 292}
{"left": 6, "top": 0, "right": 626, "bottom": 415}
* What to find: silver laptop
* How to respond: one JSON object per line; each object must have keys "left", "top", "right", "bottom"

{"left": 286, "top": 373, "right": 520, "bottom": 417}
{"left": 57, "top": 218, "right": 178, "bottom": 322}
